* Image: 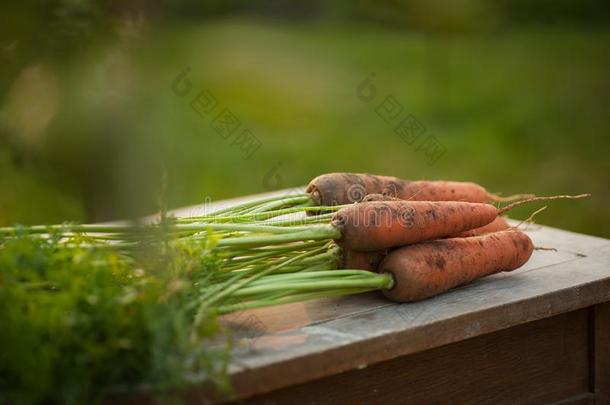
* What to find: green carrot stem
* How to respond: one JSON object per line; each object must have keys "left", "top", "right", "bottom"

{"left": 216, "top": 225, "right": 340, "bottom": 247}
{"left": 267, "top": 262, "right": 336, "bottom": 275}
{"left": 222, "top": 240, "right": 327, "bottom": 263}
{"left": 237, "top": 205, "right": 344, "bottom": 220}
{"left": 177, "top": 223, "right": 315, "bottom": 234}
{"left": 210, "top": 194, "right": 304, "bottom": 216}
{"left": 0, "top": 222, "right": 322, "bottom": 240}
{"left": 232, "top": 277, "right": 392, "bottom": 298}
{"left": 245, "top": 195, "right": 312, "bottom": 214}
{"left": 262, "top": 213, "right": 334, "bottom": 226}
{"left": 0, "top": 223, "right": 135, "bottom": 235}
{"left": 219, "top": 249, "right": 338, "bottom": 277}
{"left": 185, "top": 204, "right": 344, "bottom": 224}
{"left": 242, "top": 269, "right": 370, "bottom": 285}
{"left": 229, "top": 245, "right": 335, "bottom": 274}
{"left": 193, "top": 248, "right": 320, "bottom": 312}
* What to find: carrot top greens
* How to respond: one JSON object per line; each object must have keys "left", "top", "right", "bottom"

{"left": 0, "top": 195, "right": 393, "bottom": 403}
{"left": 0, "top": 230, "right": 229, "bottom": 404}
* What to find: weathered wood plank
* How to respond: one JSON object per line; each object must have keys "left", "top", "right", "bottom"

{"left": 595, "top": 302, "right": 610, "bottom": 404}
{"left": 241, "top": 310, "right": 590, "bottom": 405}
{"left": 222, "top": 293, "right": 391, "bottom": 335}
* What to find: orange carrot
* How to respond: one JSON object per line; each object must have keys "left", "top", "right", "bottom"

{"left": 363, "top": 195, "right": 511, "bottom": 237}
{"left": 341, "top": 249, "right": 388, "bottom": 272}
{"left": 332, "top": 200, "right": 498, "bottom": 251}
{"left": 307, "top": 172, "right": 531, "bottom": 206}
{"left": 339, "top": 216, "right": 510, "bottom": 272}
{"left": 453, "top": 216, "right": 510, "bottom": 237}
{"left": 339, "top": 216, "right": 509, "bottom": 271}
{"left": 362, "top": 193, "right": 400, "bottom": 202}
{"left": 332, "top": 194, "right": 588, "bottom": 252}
{"left": 380, "top": 230, "right": 534, "bottom": 302}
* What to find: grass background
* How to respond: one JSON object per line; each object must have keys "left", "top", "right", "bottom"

{"left": 1, "top": 5, "right": 609, "bottom": 237}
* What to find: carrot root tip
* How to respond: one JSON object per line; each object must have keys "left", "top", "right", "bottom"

{"left": 489, "top": 193, "right": 536, "bottom": 202}
{"left": 535, "top": 246, "right": 558, "bottom": 252}
{"left": 497, "top": 193, "right": 591, "bottom": 215}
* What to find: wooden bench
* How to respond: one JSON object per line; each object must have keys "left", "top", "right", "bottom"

{"left": 167, "top": 190, "right": 610, "bottom": 404}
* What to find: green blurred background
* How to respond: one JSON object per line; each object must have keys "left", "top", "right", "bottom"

{"left": 1, "top": 1, "right": 609, "bottom": 236}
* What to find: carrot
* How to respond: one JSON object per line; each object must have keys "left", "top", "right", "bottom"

{"left": 341, "top": 249, "right": 388, "bottom": 272}
{"left": 341, "top": 216, "right": 509, "bottom": 269}
{"left": 380, "top": 230, "right": 534, "bottom": 302}
{"left": 332, "top": 194, "right": 588, "bottom": 252}
{"left": 362, "top": 196, "right": 510, "bottom": 237}
{"left": 332, "top": 200, "right": 498, "bottom": 251}
{"left": 362, "top": 193, "right": 400, "bottom": 202}
{"left": 454, "top": 216, "right": 509, "bottom": 237}
{"left": 339, "top": 216, "right": 511, "bottom": 272}
{"left": 307, "top": 172, "right": 532, "bottom": 206}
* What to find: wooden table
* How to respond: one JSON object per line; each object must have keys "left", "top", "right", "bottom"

{"left": 172, "top": 191, "right": 610, "bottom": 404}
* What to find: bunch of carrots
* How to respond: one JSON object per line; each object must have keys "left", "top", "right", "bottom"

{"left": 207, "top": 173, "right": 588, "bottom": 302}
{"left": 166, "top": 172, "right": 588, "bottom": 308}
{"left": 0, "top": 172, "right": 589, "bottom": 311}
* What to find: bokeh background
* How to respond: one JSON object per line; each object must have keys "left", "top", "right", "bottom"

{"left": 1, "top": 1, "right": 609, "bottom": 236}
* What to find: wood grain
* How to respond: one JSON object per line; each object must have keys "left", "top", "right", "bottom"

{"left": 240, "top": 310, "right": 591, "bottom": 405}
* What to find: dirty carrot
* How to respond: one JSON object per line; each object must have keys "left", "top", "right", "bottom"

{"left": 341, "top": 249, "right": 388, "bottom": 272}
{"left": 331, "top": 194, "right": 589, "bottom": 251}
{"left": 332, "top": 200, "right": 498, "bottom": 251}
{"left": 454, "top": 216, "right": 510, "bottom": 237}
{"left": 307, "top": 172, "right": 533, "bottom": 206}
{"left": 339, "top": 217, "right": 512, "bottom": 272}
{"left": 379, "top": 230, "right": 534, "bottom": 302}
